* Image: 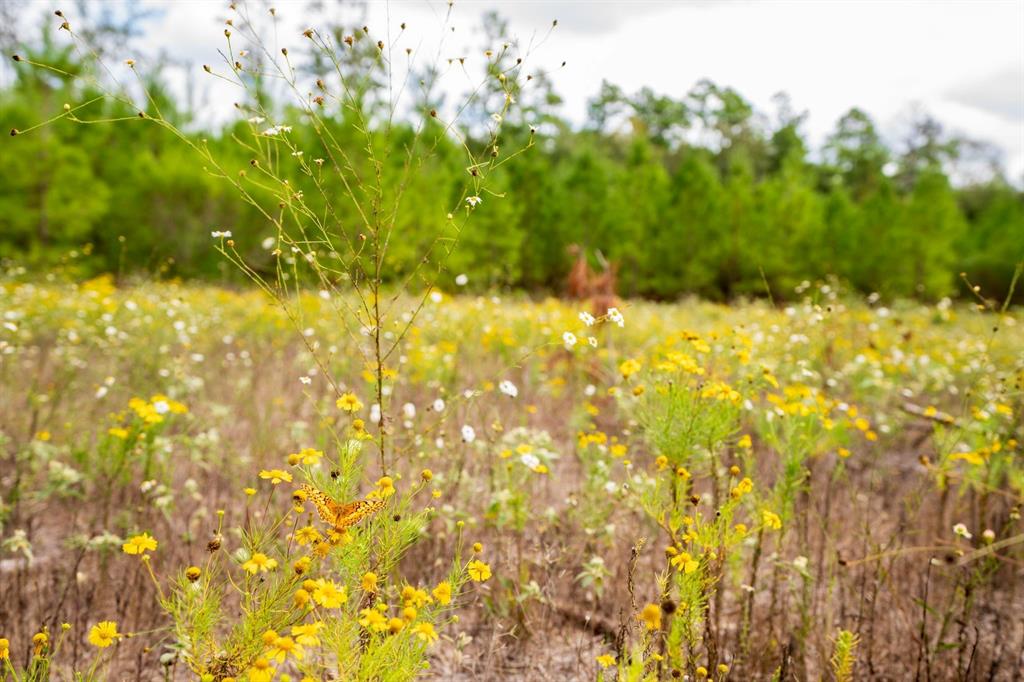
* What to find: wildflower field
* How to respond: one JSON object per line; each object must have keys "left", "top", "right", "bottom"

{"left": 2, "top": 2, "right": 1024, "bottom": 680}
{"left": 1, "top": 275, "right": 1022, "bottom": 680}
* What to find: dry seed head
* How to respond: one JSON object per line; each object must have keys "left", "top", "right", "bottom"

{"left": 377, "top": 40, "right": 384, "bottom": 50}
{"left": 11, "top": 54, "right": 21, "bottom": 61}
{"left": 281, "top": 48, "right": 287, "bottom": 56}
{"left": 303, "top": 29, "right": 313, "bottom": 38}
{"left": 10, "top": 128, "right": 18, "bottom": 136}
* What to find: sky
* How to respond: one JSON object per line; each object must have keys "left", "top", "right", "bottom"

{"left": 7, "top": 0, "right": 1024, "bottom": 178}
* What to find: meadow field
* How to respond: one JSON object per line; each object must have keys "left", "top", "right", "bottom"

{"left": 1, "top": 274, "right": 1022, "bottom": 680}
{"left": 3, "top": 2, "right": 1024, "bottom": 680}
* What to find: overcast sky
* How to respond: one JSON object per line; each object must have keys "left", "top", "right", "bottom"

{"left": 8, "top": 0, "right": 1024, "bottom": 178}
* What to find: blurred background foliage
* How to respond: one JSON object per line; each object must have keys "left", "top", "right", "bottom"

{"left": 1, "top": 6, "right": 1021, "bottom": 301}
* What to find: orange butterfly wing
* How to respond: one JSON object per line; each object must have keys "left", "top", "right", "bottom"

{"left": 301, "top": 484, "right": 384, "bottom": 532}
{"left": 332, "top": 499, "right": 386, "bottom": 531}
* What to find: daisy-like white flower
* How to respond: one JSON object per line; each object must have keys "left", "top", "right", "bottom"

{"left": 498, "top": 380, "right": 518, "bottom": 398}
{"left": 262, "top": 125, "right": 293, "bottom": 136}
{"left": 432, "top": 398, "right": 445, "bottom": 412}
{"left": 579, "top": 311, "right": 596, "bottom": 326}
{"left": 211, "top": 230, "right": 233, "bottom": 238}
{"left": 953, "top": 523, "right": 972, "bottom": 539}
{"left": 461, "top": 425, "right": 476, "bottom": 443}
{"left": 607, "top": 307, "right": 624, "bottom": 327}
{"left": 466, "top": 196, "right": 483, "bottom": 208}
{"left": 520, "top": 453, "right": 540, "bottom": 469}
{"left": 370, "top": 404, "right": 381, "bottom": 424}
{"left": 299, "top": 376, "right": 312, "bottom": 385}
{"left": 402, "top": 402, "right": 416, "bottom": 419}
{"left": 562, "top": 332, "right": 577, "bottom": 349}
{"left": 455, "top": 274, "right": 468, "bottom": 286}
{"left": 588, "top": 336, "right": 598, "bottom": 347}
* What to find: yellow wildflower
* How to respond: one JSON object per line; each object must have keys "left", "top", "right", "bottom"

{"left": 412, "top": 622, "right": 439, "bottom": 643}
{"left": 259, "top": 469, "right": 293, "bottom": 485}
{"left": 295, "top": 526, "right": 321, "bottom": 546}
{"left": 242, "top": 553, "right": 278, "bottom": 574}
{"left": 432, "top": 581, "right": 452, "bottom": 605}
{"left": 358, "top": 608, "right": 389, "bottom": 632}
{"left": 88, "top": 621, "right": 120, "bottom": 648}
{"left": 762, "top": 510, "right": 782, "bottom": 530}
{"left": 291, "top": 622, "right": 322, "bottom": 647}
{"left": 311, "top": 579, "right": 346, "bottom": 608}
{"left": 247, "top": 658, "right": 274, "bottom": 682}
{"left": 637, "top": 603, "right": 661, "bottom": 630}
{"left": 268, "top": 635, "right": 303, "bottom": 663}
{"left": 122, "top": 533, "right": 158, "bottom": 555}
{"left": 336, "top": 393, "right": 363, "bottom": 412}
{"left": 467, "top": 560, "right": 492, "bottom": 582}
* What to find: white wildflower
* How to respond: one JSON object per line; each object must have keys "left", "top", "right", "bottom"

{"left": 461, "top": 425, "right": 476, "bottom": 443}
{"left": 562, "top": 332, "right": 577, "bottom": 349}
{"left": 520, "top": 453, "right": 541, "bottom": 469}
{"left": 607, "top": 307, "right": 624, "bottom": 327}
{"left": 499, "top": 380, "right": 518, "bottom": 398}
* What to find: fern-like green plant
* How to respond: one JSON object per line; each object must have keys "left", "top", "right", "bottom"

{"left": 829, "top": 629, "right": 859, "bottom": 682}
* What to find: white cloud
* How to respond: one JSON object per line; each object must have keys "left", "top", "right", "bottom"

{"left": 6, "top": 0, "right": 1023, "bottom": 177}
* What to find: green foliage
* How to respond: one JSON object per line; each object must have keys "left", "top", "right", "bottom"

{"left": 3, "top": 18, "right": 1022, "bottom": 300}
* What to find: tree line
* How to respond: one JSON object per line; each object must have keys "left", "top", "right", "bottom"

{"left": 1, "top": 17, "right": 1022, "bottom": 302}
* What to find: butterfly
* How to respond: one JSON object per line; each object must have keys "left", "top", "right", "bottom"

{"left": 301, "top": 484, "right": 385, "bottom": 534}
